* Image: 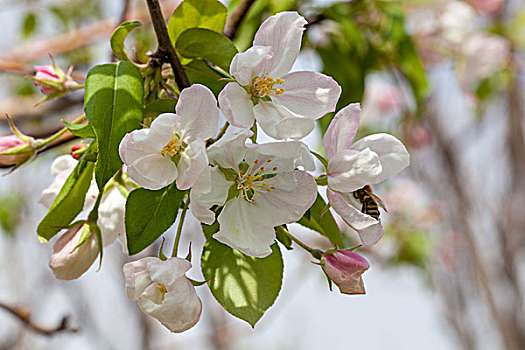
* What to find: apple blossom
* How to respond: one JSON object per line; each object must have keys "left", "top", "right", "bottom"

{"left": 322, "top": 250, "right": 370, "bottom": 295}
{"left": 123, "top": 257, "right": 202, "bottom": 333}
{"left": 219, "top": 11, "right": 341, "bottom": 140}
{"left": 119, "top": 84, "right": 219, "bottom": 190}
{"left": 49, "top": 224, "right": 99, "bottom": 280}
{"left": 192, "top": 130, "right": 317, "bottom": 257}
{"left": 322, "top": 103, "right": 410, "bottom": 245}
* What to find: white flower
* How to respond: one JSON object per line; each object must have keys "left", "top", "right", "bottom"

{"left": 123, "top": 257, "right": 202, "bottom": 333}
{"left": 219, "top": 11, "right": 341, "bottom": 140}
{"left": 322, "top": 104, "right": 410, "bottom": 245}
{"left": 119, "top": 84, "right": 219, "bottom": 190}
{"left": 192, "top": 130, "right": 317, "bottom": 257}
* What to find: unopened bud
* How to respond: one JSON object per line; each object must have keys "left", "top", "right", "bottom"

{"left": 321, "top": 250, "right": 370, "bottom": 295}
{"left": 49, "top": 224, "right": 99, "bottom": 280}
{"left": 70, "top": 144, "right": 88, "bottom": 160}
{"left": 33, "top": 65, "right": 62, "bottom": 95}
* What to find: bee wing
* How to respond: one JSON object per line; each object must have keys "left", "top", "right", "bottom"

{"left": 363, "top": 187, "right": 388, "bottom": 212}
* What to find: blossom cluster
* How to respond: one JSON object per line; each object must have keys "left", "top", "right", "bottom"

{"left": 38, "top": 11, "right": 409, "bottom": 333}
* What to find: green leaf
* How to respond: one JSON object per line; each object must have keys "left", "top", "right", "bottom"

{"left": 176, "top": 28, "right": 238, "bottom": 71}
{"left": 22, "top": 12, "right": 37, "bottom": 38}
{"left": 63, "top": 120, "right": 95, "bottom": 138}
{"left": 84, "top": 62, "right": 144, "bottom": 189}
{"left": 37, "top": 157, "right": 95, "bottom": 242}
{"left": 201, "top": 222, "right": 283, "bottom": 327}
{"left": 144, "top": 98, "right": 177, "bottom": 119}
{"left": 125, "top": 185, "right": 185, "bottom": 255}
{"left": 184, "top": 59, "right": 228, "bottom": 96}
{"left": 168, "top": 0, "right": 227, "bottom": 45}
{"left": 110, "top": 21, "right": 142, "bottom": 61}
{"left": 298, "top": 193, "right": 344, "bottom": 248}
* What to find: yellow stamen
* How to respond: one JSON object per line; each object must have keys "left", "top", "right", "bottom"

{"left": 252, "top": 74, "right": 285, "bottom": 97}
{"left": 161, "top": 134, "right": 181, "bottom": 156}
{"left": 157, "top": 283, "right": 168, "bottom": 301}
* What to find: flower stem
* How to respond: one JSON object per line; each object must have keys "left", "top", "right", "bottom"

{"left": 207, "top": 122, "right": 229, "bottom": 145}
{"left": 277, "top": 226, "right": 323, "bottom": 260}
{"left": 38, "top": 114, "right": 86, "bottom": 149}
{"left": 172, "top": 196, "right": 190, "bottom": 257}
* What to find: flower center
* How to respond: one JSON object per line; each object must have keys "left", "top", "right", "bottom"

{"left": 237, "top": 158, "right": 278, "bottom": 203}
{"left": 161, "top": 134, "right": 182, "bottom": 156}
{"left": 156, "top": 283, "right": 168, "bottom": 301}
{"left": 252, "top": 74, "right": 285, "bottom": 98}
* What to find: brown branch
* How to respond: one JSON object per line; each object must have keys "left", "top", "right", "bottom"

{"left": 223, "top": 0, "right": 257, "bottom": 40}
{"left": 0, "top": 302, "right": 78, "bottom": 336}
{"left": 145, "top": 0, "right": 189, "bottom": 90}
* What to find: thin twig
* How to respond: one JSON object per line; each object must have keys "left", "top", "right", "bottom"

{"left": 172, "top": 196, "right": 190, "bottom": 257}
{"left": 0, "top": 302, "right": 78, "bottom": 336}
{"left": 145, "top": 0, "right": 189, "bottom": 90}
{"left": 223, "top": 0, "right": 257, "bottom": 40}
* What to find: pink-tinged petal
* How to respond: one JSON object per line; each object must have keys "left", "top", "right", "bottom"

{"left": 190, "top": 167, "right": 230, "bottom": 224}
{"left": 215, "top": 197, "right": 275, "bottom": 258}
{"left": 146, "top": 257, "right": 192, "bottom": 287}
{"left": 272, "top": 71, "right": 341, "bottom": 119}
{"left": 176, "top": 140, "right": 208, "bottom": 190}
{"left": 218, "top": 83, "right": 255, "bottom": 128}
{"left": 253, "top": 12, "right": 307, "bottom": 77}
{"left": 149, "top": 113, "right": 181, "bottom": 147}
{"left": 246, "top": 140, "right": 315, "bottom": 172}
{"left": 254, "top": 100, "right": 316, "bottom": 140}
{"left": 230, "top": 46, "right": 272, "bottom": 85}
{"left": 322, "top": 103, "right": 361, "bottom": 159}
{"left": 323, "top": 250, "right": 369, "bottom": 295}
{"left": 49, "top": 225, "right": 99, "bottom": 280}
{"left": 351, "top": 133, "right": 410, "bottom": 184}
{"left": 138, "top": 278, "right": 202, "bottom": 333}
{"left": 123, "top": 257, "right": 157, "bottom": 301}
{"left": 177, "top": 84, "right": 220, "bottom": 142}
{"left": 327, "top": 148, "right": 382, "bottom": 193}
{"left": 127, "top": 154, "right": 178, "bottom": 190}
{"left": 207, "top": 129, "right": 252, "bottom": 169}
{"left": 34, "top": 65, "right": 59, "bottom": 80}
{"left": 327, "top": 189, "right": 385, "bottom": 246}
{"left": 258, "top": 170, "right": 317, "bottom": 224}
{"left": 0, "top": 135, "right": 25, "bottom": 151}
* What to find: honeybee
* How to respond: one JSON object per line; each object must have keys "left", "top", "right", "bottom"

{"left": 352, "top": 185, "right": 387, "bottom": 220}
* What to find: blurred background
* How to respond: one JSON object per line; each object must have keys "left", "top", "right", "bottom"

{"left": 1, "top": 0, "right": 524, "bottom": 349}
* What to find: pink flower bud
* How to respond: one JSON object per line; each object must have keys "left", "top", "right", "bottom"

{"left": 49, "top": 224, "right": 99, "bottom": 280}
{"left": 467, "top": 0, "right": 503, "bottom": 14}
{"left": 34, "top": 65, "right": 61, "bottom": 95}
{"left": 0, "top": 135, "right": 31, "bottom": 166}
{"left": 322, "top": 250, "right": 370, "bottom": 295}
{"left": 70, "top": 144, "right": 87, "bottom": 160}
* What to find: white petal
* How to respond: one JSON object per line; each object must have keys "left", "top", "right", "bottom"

{"left": 230, "top": 46, "right": 272, "bottom": 85}
{"left": 254, "top": 101, "right": 315, "bottom": 140}
{"left": 322, "top": 103, "right": 361, "bottom": 159}
{"left": 218, "top": 83, "right": 255, "bottom": 128}
{"left": 147, "top": 257, "right": 192, "bottom": 287}
{"left": 272, "top": 71, "right": 341, "bottom": 119}
{"left": 123, "top": 257, "right": 157, "bottom": 301}
{"left": 207, "top": 130, "right": 252, "bottom": 169}
{"left": 257, "top": 170, "right": 317, "bottom": 224}
{"left": 97, "top": 187, "right": 126, "bottom": 246}
{"left": 245, "top": 141, "right": 315, "bottom": 173}
{"left": 138, "top": 278, "right": 202, "bottom": 333}
{"left": 327, "top": 189, "right": 384, "bottom": 246}
{"left": 351, "top": 133, "right": 410, "bottom": 184}
{"left": 177, "top": 84, "right": 220, "bottom": 142}
{"left": 327, "top": 148, "right": 382, "bottom": 193}
{"left": 190, "top": 166, "right": 230, "bottom": 225}
{"left": 253, "top": 12, "right": 307, "bottom": 77}
{"left": 127, "top": 154, "right": 178, "bottom": 190}
{"left": 149, "top": 113, "right": 181, "bottom": 147}
{"left": 176, "top": 140, "right": 208, "bottom": 190}
{"left": 50, "top": 155, "right": 77, "bottom": 176}
{"left": 215, "top": 197, "right": 275, "bottom": 258}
